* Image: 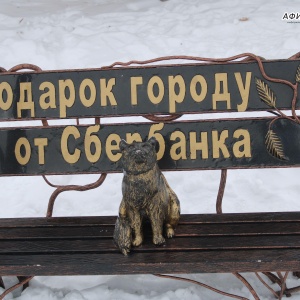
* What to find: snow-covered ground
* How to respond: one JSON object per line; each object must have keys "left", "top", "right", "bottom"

{"left": 0, "top": 0, "right": 300, "bottom": 299}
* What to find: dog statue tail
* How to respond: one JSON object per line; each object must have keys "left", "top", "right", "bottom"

{"left": 113, "top": 216, "right": 132, "bottom": 256}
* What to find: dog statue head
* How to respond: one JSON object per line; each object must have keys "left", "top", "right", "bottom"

{"left": 119, "top": 137, "right": 157, "bottom": 175}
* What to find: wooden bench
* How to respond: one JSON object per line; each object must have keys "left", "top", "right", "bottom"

{"left": 1, "top": 213, "right": 300, "bottom": 299}
{"left": 0, "top": 54, "right": 300, "bottom": 299}
{"left": 1, "top": 212, "right": 300, "bottom": 275}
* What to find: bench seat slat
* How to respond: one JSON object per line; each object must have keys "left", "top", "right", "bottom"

{"left": 0, "top": 249, "right": 299, "bottom": 276}
{"left": 0, "top": 212, "right": 300, "bottom": 228}
{"left": 0, "top": 235, "right": 299, "bottom": 254}
{"left": 1, "top": 222, "right": 300, "bottom": 239}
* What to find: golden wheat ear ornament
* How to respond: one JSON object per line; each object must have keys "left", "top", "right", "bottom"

{"left": 255, "top": 69, "right": 300, "bottom": 162}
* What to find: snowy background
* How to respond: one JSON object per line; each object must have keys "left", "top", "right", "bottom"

{"left": 0, "top": 0, "right": 300, "bottom": 299}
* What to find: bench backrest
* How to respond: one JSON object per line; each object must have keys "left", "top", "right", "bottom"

{"left": 0, "top": 54, "right": 299, "bottom": 176}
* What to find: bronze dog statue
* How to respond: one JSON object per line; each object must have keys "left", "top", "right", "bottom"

{"left": 113, "top": 137, "right": 180, "bottom": 255}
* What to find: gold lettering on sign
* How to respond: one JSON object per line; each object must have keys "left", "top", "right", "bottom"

{"left": 167, "top": 128, "right": 252, "bottom": 161}
{"left": 233, "top": 129, "right": 252, "bottom": 158}
{"left": 106, "top": 133, "right": 121, "bottom": 162}
{"left": 18, "top": 82, "right": 35, "bottom": 118}
{"left": 34, "top": 138, "right": 48, "bottom": 165}
{"left": 79, "top": 79, "right": 96, "bottom": 108}
{"left": 148, "top": 123, "right": 165, "bottom": 160}
{"left": 189, "top": 131, "right": 208, "bottom": 159}
{"left": 212, "top": 130, "right": 230, "bottom": 158}
{"left": 170, "top": 131, "right": 187, "bottom": 160}
{"left": 190, "top": 75, "right": 207, "bottom": 103}
{"left": 39, "top": 82, "right": 56, "bottom": 109}
{"left": 61, "top": 126, "right": 81, "bottom": 164}
{"left": 130, "top": 77, "right": 143, "bottom": 105}
{"left": 212, "top": 73, "right": 231, "bottom": 110}
{"left": 0, "top": 82, "right": 13, "bottom": 111}
{"left": 168, "top": 75, "right": 186, "bottom": 113}
{"left": 147, "top": 76, "right": 164, "bottom": 105}
{"left": 59, "top": 79, "right": 75, "bottom": 118}
{"left": 15, "top": 137, "right": 31, "bottom": 165}
{"left": 84, "top": 125, "right": 101, "bottom": 163}
{"left": 235, "top": 72, "right": 252, "bottom": 112}
{"left": 100, "top": 78, "right": 117, "bottom": 106}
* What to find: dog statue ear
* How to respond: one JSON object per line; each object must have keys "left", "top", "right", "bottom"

{"left": 148, "top": 137, "right": 157, "bottom": 148}
{"left": 119, "top": 139, "right": 128, "bottom": 151}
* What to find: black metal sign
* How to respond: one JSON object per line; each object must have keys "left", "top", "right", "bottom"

{"left": 0, "top": 59, "right": 299, "bottom": 120}
{"left": 1, "top": 118, "right": 299, "bottom": 176}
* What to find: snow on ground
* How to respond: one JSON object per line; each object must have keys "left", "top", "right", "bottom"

{"left": 0, "top": 0, "right": 300, "bottom": 299}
